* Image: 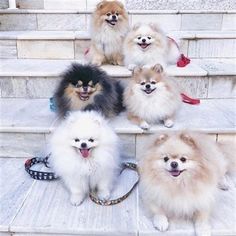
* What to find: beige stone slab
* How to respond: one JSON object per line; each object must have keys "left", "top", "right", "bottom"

{"left": 17, "top": 40, "right": 74, "bottom": 59}
{"left": 0, "top": 40, "right": 17, "bottom": 59}
{"left": 44, "top": 0, "right": 86, "bottom": 10}
{"left": 181, "top": 14, "right": 223, "bottom": 30}
{"left": 131, "top": 14, "right": 181, "bottom": 31}
{"left": 118, "top": 134, "right": 136, "bottom": 159}
{"left": 75, "top": 39, "right": 90, "bottom": 59}
{"left": 37, "top": 14, "right": 87, "bottom": 31}
{"left": 16, "top": 0, "right": 44, "bottom": 9}
{"left": 222, "top": 14, "right": 236, "bottom": 30}
{"left": 217, "top": 134, "right": 236, "bottom": 143}
{"left": 0, "top": 14, "right": 37, "bottom": 31}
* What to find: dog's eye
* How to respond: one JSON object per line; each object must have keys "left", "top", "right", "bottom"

{"left": 147, "top": 36, "right": 151, "bottom": 40}
{"left": 151, "top": 81, "right": 156, "bottom": 84}
{"left": 89, "top": 138, "right": 94, "bottom": 142}
{"left": 164, "top": 156, "right": 169, "bottom": 162}
{"left": 75, "top": 84, "right": 81, "bottom": 88}
{"left": 180, "top": 157, "right": 186, "bottom": 162}
{"left": 107, "top": 12, "right": 111, "bottom": 16}
{"left": 140, "top": 82, "right": 145, "bottom": 85}
{"left": 75, "top": 138, "right": 80, "bottom": 142}
{"left": 116, "top": 12, "right": 119, "bottom": 16}
{"left": 138, "top": 36, "right": 141, "bottom": 40}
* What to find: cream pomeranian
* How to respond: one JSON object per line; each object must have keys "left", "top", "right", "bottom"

{"left": 139, "top": 131, "right": 236, "bottom": 236}
{"left": 50, "top": 110, "right": 120, "bottom": 206}
{"left": 87, "top": 0, "right": 129, "bottom": 66}
{"left": 123, "top": 64, "right": 181, "bottom": 129}
{"left": 123, "top": 23, "right": 180, "bottom": 70}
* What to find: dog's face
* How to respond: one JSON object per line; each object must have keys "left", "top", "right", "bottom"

{"left": 126, "top": 23, "right": 166, "bottom": 51}
{"left": 132, "top": 64, "right": 165, "bottom": 95}
{"left": 147, "top": 133, "right": 202, "bottom": 179}
{"left": 94, "top": 0, "right": 128, "bottom": 27}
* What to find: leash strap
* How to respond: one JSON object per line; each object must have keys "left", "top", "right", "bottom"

{"left": 181, "top": 93, "right": 200, "bottom": 105}
{"left": 24, "top": 156, "right": 139, "bottom": 206}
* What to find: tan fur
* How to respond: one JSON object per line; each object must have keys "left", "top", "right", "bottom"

{"left": 139, "top": 131, "right": 234, "bottom": 234}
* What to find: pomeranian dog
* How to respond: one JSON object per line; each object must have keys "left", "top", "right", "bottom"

{"left": 54, "top": 63, "right": 124, "bottom": 118}
{"left": 123, "top": 23, "right": 180, "bottom": 70}
{"left": 123, "top": 64, "right": 181, "bottom": 129}
{"left": 87, "top": 0, "right": 129, "bottom": 65}
{"left": 139, "top": 131, "right": 236, "bottom": 236}
{"left": 50, "top": 110, "right": 120, "bottom": 206}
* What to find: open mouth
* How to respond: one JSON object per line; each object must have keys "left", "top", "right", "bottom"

{"left": 105, "top": 19, "right": 117, "bottom": 26}
{"left": 138, "top": 43, "right": 151, "bottom": 49}
{"left": 168, "top": 169, "right": 185, "bottom": 177}
{"left": 143, "top": 88, "right": 156, "bottom": 94}
{"left": 79, "top": 148, "right": 91, "bottom": 158}
{"left": 78, "top": 92, "right": 89, "bottom": 101}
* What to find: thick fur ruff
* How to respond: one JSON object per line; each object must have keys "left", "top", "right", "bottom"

{"left": 123, "top": 23, "right": 180, "bottom": 70}
{"left": 139, "top": 131, "right": 235, "bottom": 235}
{"left": 54, "top": 63, "right": 124, "bottom": 118}
{"left": 123, "top": 65, "right": 181, "bottom": 128}
{"left": 50, "top": 110, "right": 121, "bottom": 205}
{"left": 88, "top": 0, "right": 129, "bottom": 65}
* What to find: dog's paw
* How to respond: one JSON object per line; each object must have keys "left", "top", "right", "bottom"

{"left": 128, "top": 64, "right": 137, "bottom": 71}
{"left": 97, "top": 189, "right": 111, "bottom": 201}
{"left": 153, "top": 214, "right": 169, "bottom": 232}
{"left": 218, "top": 175, "right": 233, "bottom": 191}
{"left": 140, "top": 121, "right": 150, "bottom": 130}
{"left": 164, "top": 119, "right": 174, "bottom": 128}
{"left": 70, "top": 193, "right": 84, "bottom": 206}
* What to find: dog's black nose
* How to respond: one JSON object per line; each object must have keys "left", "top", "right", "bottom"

{"left": 83, "top": 86, "right": 88, "bottom": 92}
{"left": 112, "top": 15, "right": 117, "bottom": 20}
{"left": 142, "top": 38, "right": 146, "bottom": 43}
{"left": 81, "top": 142, "right": 87, "bottom": 148}
{"left": 145, "top": 84, "right": 151, "bottom": 89}
{"left": 171, "top": 161, "right": 178, "bottom": 169}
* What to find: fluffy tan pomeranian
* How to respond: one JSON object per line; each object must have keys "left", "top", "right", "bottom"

{"left": 139, "top": 131, "right": 236, "bottom": 236}
{"left": 123, "top": 23, "right": 180, "bottom": 70}
{"left": 123, "top": 64, "right": 181, "bottom": 129}
{"left": 87, "top": 0, "right": 129, "bottom": 66}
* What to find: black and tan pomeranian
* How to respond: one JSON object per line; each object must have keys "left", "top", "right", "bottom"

{"left": 54, "top": 63, "right": 124, "bottom": 118}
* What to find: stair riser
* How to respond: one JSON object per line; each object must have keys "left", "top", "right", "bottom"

{"left": 0, "top": 132, "right": 234, "bottom": 158}
{"left": 0, "top": 12, "right": 235, "bottom": 31}
{"left": 1, "top": 38, "right": 236, "bottom": 60}
{"left": 1, "top": 76, "right": 235, "bottom": 99}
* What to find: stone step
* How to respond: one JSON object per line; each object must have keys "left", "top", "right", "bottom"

{"left": 1, "top": 30, "right": 236, "bottom": 60}
{"left": 0, "top": 58, "right": 235, "bottom": 99}
{"left": 1, "top": 157, "right": 236, "bottom": 236}
{"left": 0, "top": 98, "right": 235, "bottom": 158}
{"left": 0, "top": 9, "right": 235, "bottom": 31}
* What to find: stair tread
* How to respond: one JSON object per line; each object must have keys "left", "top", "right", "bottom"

{"left": 0, "top": 98, "right": 235, "bottom": 134}
{"left": 1, "top": 158, "right": 236, "bottom": 235}
{"left": 1, "top": 30, "right": 236, "bottom": 40}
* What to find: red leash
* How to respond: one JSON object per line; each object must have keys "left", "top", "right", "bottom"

{"left": 181, "top": 93, "right": 200, "bottom": 105}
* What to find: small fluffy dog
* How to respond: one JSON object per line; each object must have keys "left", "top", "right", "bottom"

{"left": 139, "top": 132, "right": 236, "bottom": 236}
{"left": 50, "top": 110, "right": 120, "bottom": 206}
{"left": 88, "top": 0, "right": 129, "bottom": 65}
{"left": 123, "top": 64, "right": 181, "bottom": 129}
{"left": 54, "top": 63, "right": 124, "bottom": 118}
{"left": 123, "top": 23, "right": 180, "bottom": 70}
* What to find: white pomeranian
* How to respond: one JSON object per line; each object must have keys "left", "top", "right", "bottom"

{"left": 50, "top": 110, "right": 120, "bottom": 206}
{"left": 123, "top": 64, "right": 181, "bottom": 129}
{"left": 123, "top": 23, "right": 180, "bottom": 70}
{"left": 139, "top": 131, "right": 236, "bottom": 236}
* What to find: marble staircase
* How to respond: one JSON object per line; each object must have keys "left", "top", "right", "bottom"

{"left": 0, "top": 0, "right": 236, "bottom": 236}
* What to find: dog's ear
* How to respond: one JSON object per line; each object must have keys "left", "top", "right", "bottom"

{"left": 115, "top": 0, "right": 125, "bottom": 9}
{"left": 149, "top": 23, "right": 160, "bottom": 32}
{"left": 96, "top": 0, "right": 107, "bottom": 9}
{"left": 180, "top": 133, "right": 198, "bottom": 149}
{"left": 132, "top": 66, "right": 142, "bottom": 76}
{"left": 154, "top": 133, "right": 168, "bottom": 146}
{"left": 152, "top": 64, "right": 163, "bottom": 74}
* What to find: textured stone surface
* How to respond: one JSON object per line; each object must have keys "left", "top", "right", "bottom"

{"left": 0, "top": 0, "right": 8, "bottom": 9}
{"left": 181, "top": 14, "right": 223, "bottom": 31}
{"left": 218, "top": 134, "right": 236, "bottom": 142}
{"left": 0, "top": 40, "right": 17, "bottom": 59}
{"left": 44, "top": 0, "right": 86, "bottom": 10}
{"left": 16, "top": 0, "right": 44, "bottom": 9}
{"left": 0, "top": 14, "right": 37, "bottom": 31}
{"left": 188, "top": 39, "right": 236, "bottom": 58}
{"left": 222, "top": 14, "right": 236, "bottom": 30}
{"left": 17, "top": 40, "right": 74, "bottom": 59}
{"left": 75, "top": 39, "right": 90, "bottom": 59}
{"left": 126, "top": 0, "right": 236, "bottom": 10}
{"left": 37, "top": 14, "right": 87, "bottom": 31}
{"left": 131, "top": 14, "right": 181, "bottom": 31}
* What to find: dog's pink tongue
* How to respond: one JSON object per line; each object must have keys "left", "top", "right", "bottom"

{"left": 170, "top": 170, "right": 180, "bottom": 177}
{"left": 80, "top": 149, "right": 90, "bottom": 158}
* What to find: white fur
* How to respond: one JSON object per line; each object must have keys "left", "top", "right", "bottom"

{"left": 50, "top": 111, "right": 120, "bottom": 205}
{"left": 123, "top": 24, "right": 180, "bottom": 69}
